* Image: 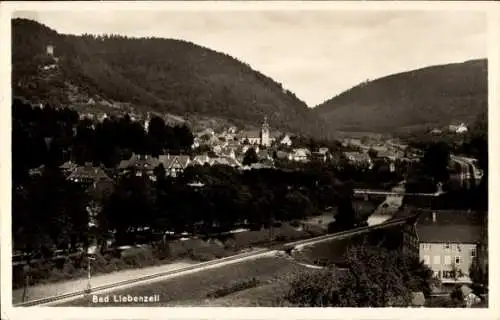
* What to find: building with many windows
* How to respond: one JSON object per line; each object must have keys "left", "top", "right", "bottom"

{"left": 415, "top": 210, "right": 484, "bottom": 284}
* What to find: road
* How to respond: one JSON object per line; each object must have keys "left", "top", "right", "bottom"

{"left": 366, "top": 181, "right": 406, "bottom": 226}
{"left": 14, "top": 214, "right": 415, "bottom": 307}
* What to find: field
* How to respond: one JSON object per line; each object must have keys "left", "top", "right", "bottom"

{"left": 55, "top": 255, "right": 311, "bottom": 307}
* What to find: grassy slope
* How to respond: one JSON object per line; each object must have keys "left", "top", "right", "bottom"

{"left": 313, "top": 59, "right": 487, "bottom": 133}
{"left": 56, "top": 256, "right": 309, "bottom": 307}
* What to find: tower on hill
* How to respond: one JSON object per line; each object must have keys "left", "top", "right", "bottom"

{"left": 46, "top": 44, "right": 54, "bottom": 56}
{"left": 260, "top": 116, "right": 270, "bottom": 147}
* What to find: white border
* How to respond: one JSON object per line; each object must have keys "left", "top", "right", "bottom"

{"left": 1, "top": 1, "right": 499, "bottom": 320}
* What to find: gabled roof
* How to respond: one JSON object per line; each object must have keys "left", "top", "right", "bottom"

{"left": 292, "top": 148, "right": 310, "bottom": 157}
{"left": 68, "top": 166, "right": 111, "bottom": 182}
{"left": 158, "top": 154, "right": 190, "bottom": 170}
{"left": 117, "top": 154, "right": 159, "bottom": 170}
{"left": 60, "top": 161, "right": 78, "bottom": 170}
{"left": 415, "top": 210, "right": 483, "bottom": 244}
{"left": 344, "top": 151, "right": 371, "bottom": 162}
{"left": 238, "top": 129, "right": 260, "bottom": 139}
{"left": 210, "top": 156, "right": 241, "bottom": 167}
{"left": 192, "top": 154, "right": 210, "bottom": 165}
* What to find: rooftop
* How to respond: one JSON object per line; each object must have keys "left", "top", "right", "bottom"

{"left": 415, "top": 210, "right": 484, "bottom": 244}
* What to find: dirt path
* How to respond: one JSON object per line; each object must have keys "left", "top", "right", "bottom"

{"left": 12, "top": 260, "right": 194, "bottom": 304}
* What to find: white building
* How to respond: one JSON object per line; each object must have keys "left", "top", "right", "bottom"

{"left": 415, "top": 211, "right": 483, "bottom": 284}
{"left": 449, "top": 123, "right": 468, "bottom": 134}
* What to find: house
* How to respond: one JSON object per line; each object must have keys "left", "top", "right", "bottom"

{"left": 210, "top": 156, "right": 241, "bottom": 168}
{"left": 59, "top": 161, "right": 78, "bottom": 176}
{"left": 279, "top": 134, "right": 292, "bottom": 146}
{"left": 449, "top": 123, "right": 468, "bottom": 134}
{"left": 290, "top": 148, "right": 310, "bottom": 162}
{"left": 28, "top": 164, "right": 45, "bottom": 177}
{"left": 117, "top": 154, "right": 160, "bottom": 179}
{"left": 244, "top": 160, "right": 274, "bottom": 170}
{"left": 415, "top": 210, "right": 484, "bottom": 284}
{"left": 67, "top": 163, "right": 114, "bottom": 193}
{"left": 343, "top": 151, "right": 372, "bottom": 167}
{"left": 311, "top": 148, "right": 330, "bottom": 162}
{"left": 191, "top": 154, "right": 211, "bottom": 166}
{"left": 228, "top": 126, "right": 237, "bottom": 134}
{"left": 158, "top": 154, "right": 191, "bottom": 177}
{"left": 376, "top": 150, "right": 397, "bottom": 162}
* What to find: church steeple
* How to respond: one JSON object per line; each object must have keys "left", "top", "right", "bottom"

{"left": 260, "top": 116, "right": 270, "bottom": 147}
{"left": 144, "top": 112, "right": 151, "bottom": 133}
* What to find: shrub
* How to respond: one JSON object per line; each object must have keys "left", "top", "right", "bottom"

{"left": 206, "top": 277, "right": 260, "bottom": 299}
{"left": 289, "top": 220, "right": 300, "bottom": 228}
{"left": 152, "top": 242, "right": 171, "bottom": 261}
{"left": 122, "top": 248, "right": 156, "bottom": 268}
{"left": 275, "top": 235, "right": 288, "bottom": 242}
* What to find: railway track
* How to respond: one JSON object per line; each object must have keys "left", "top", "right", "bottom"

{"left": 14, "top": 214, "right": 416, "bottom": 307}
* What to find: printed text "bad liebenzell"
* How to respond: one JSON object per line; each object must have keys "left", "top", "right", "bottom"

{"left": 92, "top": 294, "right": 160, "bottom": 303}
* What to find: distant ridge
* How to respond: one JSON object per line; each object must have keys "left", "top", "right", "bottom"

{"left": 313, "top": 59, "right": 487, "bottom": 133}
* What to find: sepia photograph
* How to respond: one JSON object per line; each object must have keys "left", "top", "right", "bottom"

{"left": 1, "top": 1, "right": 497, "bottom": 318}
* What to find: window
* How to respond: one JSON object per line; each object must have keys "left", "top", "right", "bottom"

{"left": 423, "top": 255, "right": 430, "bottom": 265}
{"left": 444, "top": 243, "right": 450, "bottom": 250}
{"left": 455, "top": 256, "right": 461, "bottom": 265}
{"left": 443, "top": 271, "right": 455, "bottom": 279}
{"left": 433, "top": 255, "right": 441, "bottom": 265}
{"left": 444, "top": 256, "right": 451, "bottom": 265}
{"left": 471, "top": 249, "right": 476, "bottom": 257}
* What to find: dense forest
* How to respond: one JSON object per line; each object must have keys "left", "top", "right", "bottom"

{"left": 314, "top": 59, "right": 488, "bottom": 133}
{"left": 12, "top": 18, "right": 328, "bottom": 138}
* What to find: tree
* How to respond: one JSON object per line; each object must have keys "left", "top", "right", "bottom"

{"left": 422, "top": 141, "right": 450, "bottom": 183}
{"left": 242, "top": 147, "right": 259, "bottom": 166}
{"left": 368, "top": 148, "right": 378, "bottom": 159}
{"left": 469, "top": 256, "right": 488, "bottom": 288}
{"left": 285, "top": 245, "right": 430, "bottom": 307}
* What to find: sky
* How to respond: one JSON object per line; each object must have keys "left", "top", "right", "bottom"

{"left": 13, "top": 9, "right": 487, "bottom": 107}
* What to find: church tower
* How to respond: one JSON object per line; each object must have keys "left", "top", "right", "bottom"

{"left": 260, "top": 116, "right": 270, "bottom": 147}
{"left": 144, "top": 112, "right": 151, "bottom": 133}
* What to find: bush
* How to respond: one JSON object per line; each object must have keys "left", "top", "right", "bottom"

{"left": 275, "top": 235, "right": 287, "bottom": 242}
{"left": 122, "top": 248, "right": 156, "bottom": 268}
{"left": 206, "top": 277, "right": 260, "bottom": 299}
{"left": 289, "top": 220, "right": 300, "bottom": 228}
{"left": 152, "top": 242, "right": 171, "bottom": 261}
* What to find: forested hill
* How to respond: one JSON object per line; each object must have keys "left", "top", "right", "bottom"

{"left": 313, "top": 59, "right": 488, "bottom": 133}
{"left": 12, "top": 18, "right": 328, "bottom": 138}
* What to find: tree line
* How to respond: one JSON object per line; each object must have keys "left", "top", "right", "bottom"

{"left": 12, "top": 98, "right": 194, "bottom": 183}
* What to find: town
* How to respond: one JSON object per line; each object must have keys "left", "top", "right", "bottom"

{"left": 8, "top": 10, "right": 489, "bottom": 311}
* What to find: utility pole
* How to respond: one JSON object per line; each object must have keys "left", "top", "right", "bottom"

{"left": 22, "top": 262, "right": 31, "bottom": 302}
